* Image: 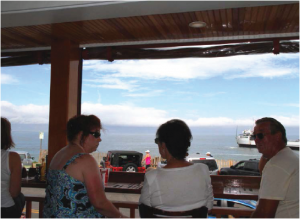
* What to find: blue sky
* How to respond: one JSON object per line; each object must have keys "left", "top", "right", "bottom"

{"left": 1, "top": 51, "right": 299, "bottom": 128}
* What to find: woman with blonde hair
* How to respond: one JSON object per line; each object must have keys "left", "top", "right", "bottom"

{"left": 142, "top": 150, "right": 151, "bottom": 169}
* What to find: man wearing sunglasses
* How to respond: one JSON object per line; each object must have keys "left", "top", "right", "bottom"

{"left": 251, "top": 117, "right": 299, "bottom": 218}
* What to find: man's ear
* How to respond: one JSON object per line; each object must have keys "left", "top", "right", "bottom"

{"left": 78, "top": 131, "right": 83, "bottom": 139}
{"left": 78, "top": 131, "right": 85, "bottom": 144}
{"left": 161, "top": 142, "right": 167, "bottom": 150}
{"left": 274, "top": 131, "right": 283, "bottom": 142}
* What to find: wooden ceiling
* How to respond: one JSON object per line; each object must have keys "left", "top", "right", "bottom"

{"left": 1, "top": 2, "right": 299, "bottom": 52}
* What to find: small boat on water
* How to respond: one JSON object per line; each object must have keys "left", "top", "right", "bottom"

{"left": 236, "top": 130, "right": 300, "bottom": 150}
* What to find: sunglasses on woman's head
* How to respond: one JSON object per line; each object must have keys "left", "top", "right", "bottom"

{"left": 89, "top": 131, "right": 101, "bottom": 138}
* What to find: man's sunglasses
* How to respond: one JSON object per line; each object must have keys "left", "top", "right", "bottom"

{"left": 90, "top": 131, "right": 101, "bottom": 138}
{"left": 251, "top": 133, "right": 266, "bottom": 140}
{"left": 154, "top": 138, "right": 159, "bottom": 144}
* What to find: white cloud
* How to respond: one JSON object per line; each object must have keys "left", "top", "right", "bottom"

{"left": 2, "top": 101, "right": 299, "bottom": 127}
{"left": 83, "top": 53, "right": 299, "bottom": 80}
{"left": 202, "top": 92, "right": 226, "bottom": 97}
{"left": 84, "top": 77, "right": 139, "bottom": 91}
{"left": 285, "top": 104, "right": 299, "bottom": 108}
{"left": 186, "top": 117, "right": 255, "bottom": 126}
{"left": 81, "top": 102, "right": 168, "bottom": 126}
{"left": 1, "top": 74, "right": 19, "bottom": 84}
{"left": 123, "top": 90, "right": 164, "bottom": 97}
{"left": 271, "top": 115, "right": 300, "bottom": 127}
{"left": 258, "top": 102, "right": 299, "bottom": 108}
{"left": 270, "top": 115, "right": 300, "bottom": 127}
{"left": 1, "top": 101, "right": 49, "bottom": 124}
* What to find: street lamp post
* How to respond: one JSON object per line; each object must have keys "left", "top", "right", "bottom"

{"left": 39, "top": 132, "right": 44, "bottom": 163}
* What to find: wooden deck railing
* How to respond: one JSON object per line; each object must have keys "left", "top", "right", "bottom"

{"left": 24, "top": 195, "right": 254, "bottom": 218}
{"left": 210, "top": 207, "right": 254, "bottom": 218}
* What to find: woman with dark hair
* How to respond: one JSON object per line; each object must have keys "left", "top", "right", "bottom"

{"left": 1, "top": 117, "right": 25, "bottom": 218}
{"left": 139, "top": 119, "right": 213, "bottom": 215}
{"left": 43, "top": 115, "right": 126, "bottom": 218}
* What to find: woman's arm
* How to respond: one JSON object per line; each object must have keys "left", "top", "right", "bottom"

{"left": 83, "top": 155, "right": 126, "bottom": 218}
{"left": 142, "top": 155, "right": 146, "bottom": 162}
{"left": 204, "top": 167, "right": 214, "bottom": 211}
{"left": 9, "top": 152, "right": 22, "bottom": 198}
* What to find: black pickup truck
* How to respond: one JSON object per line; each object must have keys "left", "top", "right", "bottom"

{"left": 219, "top": 159, "right": 260, "bottom": 176}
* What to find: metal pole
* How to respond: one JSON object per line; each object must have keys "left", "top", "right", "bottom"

{"left": 39, "top": 132, "right": 44, "bottom": 163}
{"left": 39, "top": 139, "right": 42, "bottom": 163}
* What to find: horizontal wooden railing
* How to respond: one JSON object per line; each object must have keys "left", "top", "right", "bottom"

{"left": 211, "top": 207, "right": 254, "bottom": 218}
{"left": 24, "top": 195, "right": 254, "bottom": 218}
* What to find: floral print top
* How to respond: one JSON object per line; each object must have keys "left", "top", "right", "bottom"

{"left": 43, "top": 153, "right": 102, "bottom": 218}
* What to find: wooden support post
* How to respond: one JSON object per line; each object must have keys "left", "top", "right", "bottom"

{"left": 273, "top": 39, "right": 280, "bottom": 55}
{"left": 47, "top": 39, "right": 81, "bottom": 167}
{"left": 130, "top": 208, "right": 135, "bottom": 218}
{"left": 26, "top": 201, "right": 32, "bottom": 218}
{"left": 39, "top": 202, "right": 44, "bottom": 218}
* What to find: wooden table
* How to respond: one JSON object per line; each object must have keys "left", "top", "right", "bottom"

{"left": 104, "top": 171, "right": 145, "bottom": 194}
{"left": 105, "top": 182, "right": 143, "bottom": 194}
{"left": 22, "top": 172, "right": 261, "bottom": 200}
{"left": 22, "top": 177, "right": 46, "bottom": 188}
{"left": 211, "top": 175, "right": 260, "bottom": 200}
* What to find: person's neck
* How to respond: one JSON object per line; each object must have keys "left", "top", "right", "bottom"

{"left": 68, "top": 142, "right": 85, "bottom": 153}
{"left": 265, "top": 145, "right": 286, "bottom": 160}
{"left": 164, "top": 157, "right": 191, "bottom": 168}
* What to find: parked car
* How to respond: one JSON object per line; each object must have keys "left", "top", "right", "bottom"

{"left": 186, "top": 153, "right": 219, "bottom": 175}
{"left": 16, "top": 151, "right": 34, "bottom": 167}
{"left": 101, "top": 150, "right": 145, "bottom": 172}
{"left": 219, "top": 159, "right": 260, "bottom": 176}
{"left": 214, "top": 198, "right": 257, "bottom": 208}
{"left": 207, "top": 198, "right": 257, "bottom": 218}
{"left": 157, "top": 159, "right": 167, "bottom": 168}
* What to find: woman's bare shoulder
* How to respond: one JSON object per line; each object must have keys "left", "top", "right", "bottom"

{"left": 63, "top": 153, "right": 96, "bottom": 168}
{"left": 76, "top": 154, "right": 97, "bottom": 166}
{"left": 9, "top": 151, "right": 21, "bottom": 162}
{"left": 9, "top": 152, "right": 21, "bottom": 171}
{"left": 66, "top": 154, "right": 98, "bottom": 179}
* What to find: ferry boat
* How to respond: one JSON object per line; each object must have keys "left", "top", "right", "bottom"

{"left": 236, "top": 130, "right": 300, "bottom": 150}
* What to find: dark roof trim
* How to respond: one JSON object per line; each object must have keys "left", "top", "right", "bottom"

{"left": 1, "top": 40, "right": 299, "bottom": 67}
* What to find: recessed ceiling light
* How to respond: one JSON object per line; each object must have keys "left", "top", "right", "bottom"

{"left": 189, "top": 21, "right": 206, "bottom": 28}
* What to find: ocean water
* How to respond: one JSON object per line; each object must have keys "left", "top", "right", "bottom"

{"left": 10, "top": 130, "right": 299, "bottom": 162}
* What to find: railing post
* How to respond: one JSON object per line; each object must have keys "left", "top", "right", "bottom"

{"left": 26, "top": 201, "right": 32, "bottom": 218}
{"left": 39, "top": 202, "right": 44, "bottom": 218}
{"left": 130, "top": 207, "right": 135, "bottom": 218}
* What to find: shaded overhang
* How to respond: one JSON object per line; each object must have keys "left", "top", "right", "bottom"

{"left": 1, "top": 1, "right": 299, "bottom": 66}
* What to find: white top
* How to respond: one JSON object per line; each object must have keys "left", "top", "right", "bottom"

{"left": 139, "top": 163, "right": 214, "bottom": 211}
{"left": 259, "top": 147, "right": 299, "bottom": 218}
{"left": 1, "top": 150, "right": 15, "bottom": 207}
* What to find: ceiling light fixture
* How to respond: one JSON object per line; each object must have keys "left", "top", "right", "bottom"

{"left": 189, "top": 21, "right": 206, "bottom": 28}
